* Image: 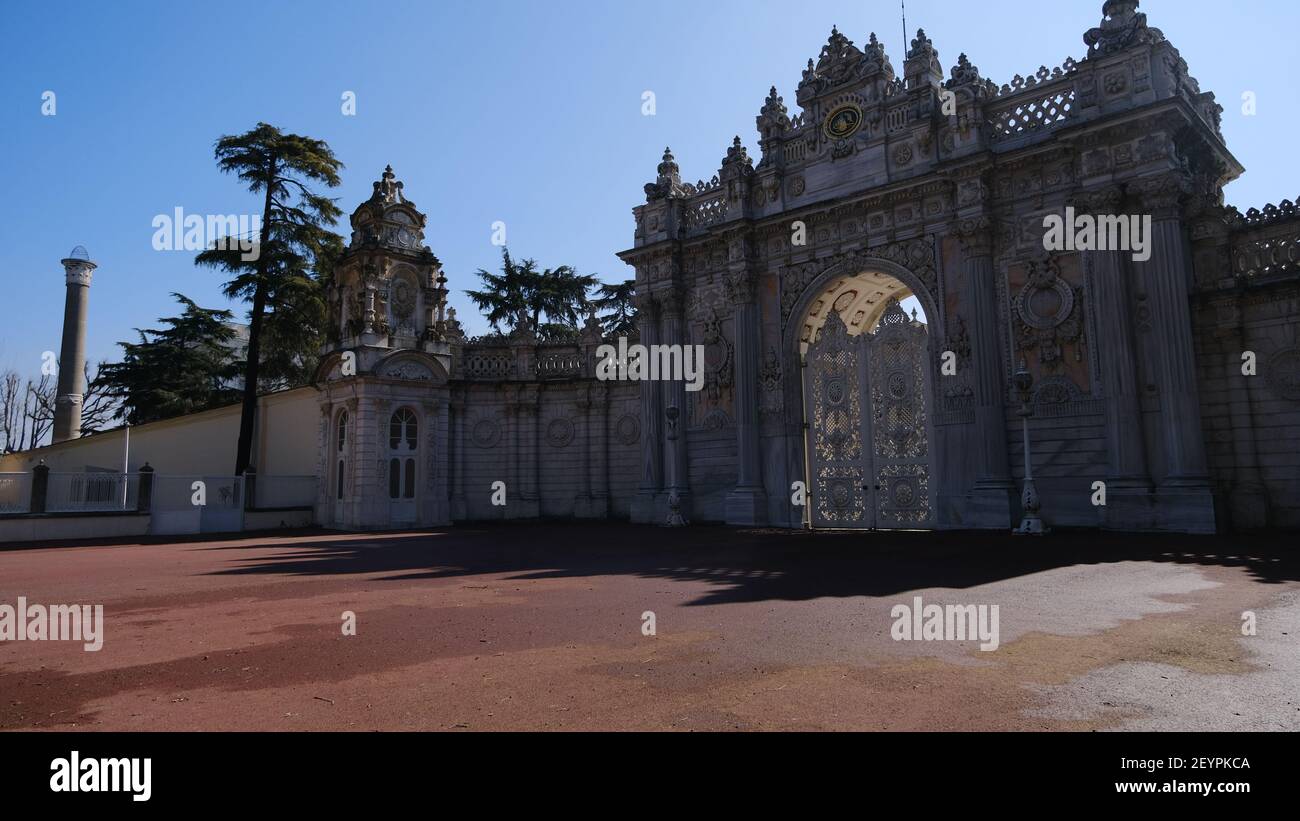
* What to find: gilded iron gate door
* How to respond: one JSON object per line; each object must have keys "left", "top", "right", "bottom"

{"left": 863, "top": 300, "right": 935, "bottom": 529}
{"left": 803, "top": 311, "right": 872, "bottom": 528}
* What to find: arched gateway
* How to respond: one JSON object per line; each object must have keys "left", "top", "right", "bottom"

{"left": 616, "top": 2, "right": 1266, "bottom": 533}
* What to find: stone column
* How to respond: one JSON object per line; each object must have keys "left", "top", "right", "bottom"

{"left": 957, "top": 218, "right": 1014, "bottom": 526}
{"left": 519, "top": 384, "right": 541, "bottom": 518}
{"left": 725, "top": 266, "right": 767, "bottom": 524}
{"left": 53, "top": 252, "right": 97, "bottom": 443}
{"left": 449, "top": 387, "right": 467, "bottom": 521}
{"left": 659, "top": 293, "right": 690, "bottom": 508}
{"left": 631, "top": 296, "right": 662, "bottom": 523}
{"left": 1132, "top": 175, "right": 1215, "bottom": 533}
{"left": 574, "top": 383, "right": 607, "bottom": 519}
{"left": 590, "top": 382, "right": 609, "bottom": 515}
{"left": 502, "top": 386, "right": 519, "bottom": 520}
{"left": 1081, "top": 187, "right": 1153, "bottom": 529}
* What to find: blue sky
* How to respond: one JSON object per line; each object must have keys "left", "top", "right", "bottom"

{"left": 1, "top": 0, "right": 1296, "bottom": 377}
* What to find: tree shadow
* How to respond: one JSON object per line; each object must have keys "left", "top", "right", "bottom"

{"left": 202, "top": 522, "right": 1300, "bottom": 606}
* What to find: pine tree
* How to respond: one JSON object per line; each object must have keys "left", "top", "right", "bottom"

{"left": 593, "top": 279, "right": 637, "bottom": 339}
{"left": 195, "top": 123, "right": 343, "bottom": 474}
{"left": 96, "top": 294, "right": 242, "bottom": 425}
{"left": 465, "top": 248, "right": 596, "bottom": 338}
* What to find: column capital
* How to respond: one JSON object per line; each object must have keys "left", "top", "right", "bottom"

{"left": 1130, "top": 175, "right": 1190, "bottom": 220}
{"left": 725, "top": 268, "right": 759, "bottom": 305}
{"left": 655, "top": 290, "right": 686, "bottom": 320}
{"left": 955, "top": 215, "right": 994, "bottom": 258}
{"left": 1072, "top": 184, "right": 1126, "bottom": 214}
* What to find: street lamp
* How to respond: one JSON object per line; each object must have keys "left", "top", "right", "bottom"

{"left": 1013, "top": 359, "right": 1046, "bottom": 535}
{"left": 664, "top": 405, "right": 687, "bottom": 527}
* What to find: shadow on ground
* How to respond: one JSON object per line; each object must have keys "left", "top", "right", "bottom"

{"left": 202, "top": 522, "right": 1300, "bottom": 606}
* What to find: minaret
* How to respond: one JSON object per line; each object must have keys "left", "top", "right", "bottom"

{"left": 52, "top": 246, "right": 97, "bottom": 443}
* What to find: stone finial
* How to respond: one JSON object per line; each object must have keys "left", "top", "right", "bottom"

{"left": 720, "top": 136, "right": 752, "bottom": 181}
{"left": 370, "top": 164, "right": 406, "bottom": 204}
{"left": 656, "top": 147, "right": 679, "bottom": 181}
{"left": 756, "top": 86, "right": 791, "bottom": 165}
{"left": 863, "top": 32, "right": 889, "bottom": 68}
{"left": 904, "top": 27, "right": 943, "bottom": 88}
{"left": 1084, "top": 0, "right": 1164, "bottom": 56}
{"left": 908, "top": 28, "right": 936, "bottom": 60}
{"left": 645, "top": 147, "right": 687, "bottom": 202}
{"left": 758, "top": 85, "right": 789, "bottom": 127}
{"left": 949, "top": 53, "right": 980, "bottom": 85}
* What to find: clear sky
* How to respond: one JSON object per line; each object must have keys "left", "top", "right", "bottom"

{"left": 1, "top": 0, "right": 1296, "bottom": 378}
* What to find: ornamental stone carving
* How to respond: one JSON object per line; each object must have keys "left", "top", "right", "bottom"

{"left": 1012, "top": 256, "right": 1086, "bottom": 373}
{"left": 781, "top": 238, "right": 939, "bottom": 326}
{"left": 546, "top": 417, "right": 576, "bottom": 448}
{"left": 615, "top": 413, "right": 640, "bottom": 445}
{"left": 471, "top": 418, "right": 501, "bottom": 449}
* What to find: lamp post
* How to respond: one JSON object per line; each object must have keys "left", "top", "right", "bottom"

{"left": 1013, "top": 359, "right": 1046, "bottom": 535}
{"left": 664, "top": 405, "right": 687, "bottom": 527}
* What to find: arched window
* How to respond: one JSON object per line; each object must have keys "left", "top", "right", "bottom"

{"left": 390, "top": 408, "right": 418, "bottom": 450}
{"left": 388, "top": 409, "right": 418, "bottom": 500}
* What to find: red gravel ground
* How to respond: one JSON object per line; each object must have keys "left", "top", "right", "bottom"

{"left": 1, "top": 523, "right": 1297, "bottom": 731}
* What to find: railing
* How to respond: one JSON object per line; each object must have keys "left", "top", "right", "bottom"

{"left": 988, "top": 84, "right": 1076, "bottom": 143}
{"left": 254, "top": 475, "right": 317, "bottom": 509}
{"left": 45, "top": 472, "right": 140, "bottom": 514}
{"left": 0, "top": 472, "right": 30, "bottom": 514}
{"left": 685, "top": 194, "right": 727, "bottom": 233}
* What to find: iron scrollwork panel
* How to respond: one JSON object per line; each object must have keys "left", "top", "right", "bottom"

{"left": 804, "top": 311, "right": 870, "bottom": 529}
{"left": 865, "top": 300, "right": 935, "bottom": 529}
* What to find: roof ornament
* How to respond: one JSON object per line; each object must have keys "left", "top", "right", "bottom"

{"left": 645, "top": 147, "right": 687, "bottom": 202}
{"left": 370, "top": 165, "right": 406, "bottom": 204}
{"left": 1084, "top": 0, "right": 1164, "bottom": 57}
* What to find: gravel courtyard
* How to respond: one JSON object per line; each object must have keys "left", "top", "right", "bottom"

{"left": 1, "top": 523, "right": 1296, "bottom": 731}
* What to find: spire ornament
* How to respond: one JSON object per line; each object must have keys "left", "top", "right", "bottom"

{"left": 644, "top": 147, "right": 687, "bottom": 201}
{"left": 1084, "top": 0, "right": 1164, "bottom": 57}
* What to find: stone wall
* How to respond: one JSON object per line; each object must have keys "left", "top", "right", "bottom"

{"left": 449, "top": 337, "right": 642, "bottom": 522}
{"left": 1191, "top": 202, "right": 1300, "bottom": 528}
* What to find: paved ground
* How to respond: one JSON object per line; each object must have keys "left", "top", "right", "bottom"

{"left": 1, "top": 523, "right": 1297, "bottom": 731}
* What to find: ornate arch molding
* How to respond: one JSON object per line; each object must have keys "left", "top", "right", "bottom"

{"left": 775, "top": 250, "right": 945, "bottom": 444}
{"left": 780, "top": 250, "right": 943, "bottom": 351}
{"left": 373, "top": 350, "right": 449, "bottom": 384}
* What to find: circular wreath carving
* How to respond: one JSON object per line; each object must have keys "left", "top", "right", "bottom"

{"left": 1014, "top": 275, "right": 1075, "bottom": 331}
{"left": 615, "top": 414, "right": 640, "bottom": 445}
{"left": 471, "top": 419, "right": 500, "bottom": 448}
{"left": 546, "top": 417, "right": 575, "bottom": 448}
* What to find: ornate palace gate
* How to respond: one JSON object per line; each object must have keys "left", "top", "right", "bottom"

{"left": 803, "top": 300, "right": 936, "bottom": 530}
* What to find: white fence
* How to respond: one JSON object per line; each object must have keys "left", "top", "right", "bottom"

{"left": 253, "top": 475, "right": 317, "bottom": 509}
{"left": 0, "top": 470, "right": 318, "bottom": 535}
{"left": 150, "top": 475, "right": 244, "bottom": 535}
{"left": 0, "top": 473, "right": 30, "bottom": 514}
{"left": 46, "top": 472, "right": 140, "bottom": 513}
